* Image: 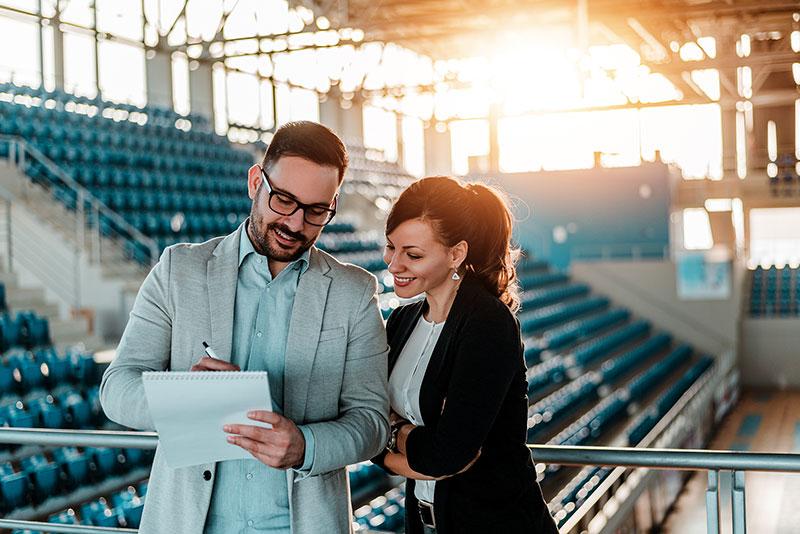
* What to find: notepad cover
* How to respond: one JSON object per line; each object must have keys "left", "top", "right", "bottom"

{"left": 142, "top": 371, "right": 273, "bottom": 468}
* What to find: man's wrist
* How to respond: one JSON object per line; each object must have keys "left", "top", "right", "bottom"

{"left": 294, "top": 425, "right": 313, "bottom": 471}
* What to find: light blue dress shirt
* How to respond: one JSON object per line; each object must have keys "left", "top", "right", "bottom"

{"left": 204, "top": 224, "right": 315, "bottom": 534}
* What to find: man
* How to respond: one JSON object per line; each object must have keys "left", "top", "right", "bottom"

{"left": 100, "top": 121, "right": 390, "bottom": 534}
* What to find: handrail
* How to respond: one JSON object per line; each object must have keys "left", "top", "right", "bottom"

{"left": 2, "top": 427, "right": 798, "bottom": 474}
{"left": 0, "top": 134, "right": 159, "bottom": 266}
{"left": 0, "top": 519, "right": 134, "bottom": 534}
{"left": 528, "top": 444, "right": 800, "bottom": 473}
{"left": 0, "top": 427, "right": 794, "bottom": 534}
{"left": 0, "top": 427, "right": 157, "bottom": 448}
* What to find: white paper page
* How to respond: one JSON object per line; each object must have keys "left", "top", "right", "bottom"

{"left": 142, "top": 371, "right": 273, "bottom": 469}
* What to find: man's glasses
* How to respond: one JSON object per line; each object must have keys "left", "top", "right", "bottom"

{"left": 260, "top": 168, "right": 337, "bottom": 227}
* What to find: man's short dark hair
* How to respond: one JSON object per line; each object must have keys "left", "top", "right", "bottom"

{"left": 261, "top": 121, "right": 349, "bottom": 184}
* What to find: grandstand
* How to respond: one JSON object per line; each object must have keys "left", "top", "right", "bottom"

{"left": 0, "top": 0, "right": 797, "bottom": 533}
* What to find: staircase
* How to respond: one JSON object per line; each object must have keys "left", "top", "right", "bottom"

{"left": 0, "top": 142, "right": 151, "bottom": 344}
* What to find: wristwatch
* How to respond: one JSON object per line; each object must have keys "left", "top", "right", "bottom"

{"left": 386, "top": 422, "right": 403, "bottom": 453}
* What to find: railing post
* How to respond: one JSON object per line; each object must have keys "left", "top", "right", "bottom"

{"left": 732, "top": 470, "right": 747, "bottom": 534}
{"left": 4, "top": 197, "right": 12, "bottom": 274}
{"left": 705, "top": 470, "right": 720, "bottom": 534}
{"left": 75, "top": 189, "right": 84, "bottom": 309}
{"left": 92, "top": 204, "right": 101, "bottom": 263}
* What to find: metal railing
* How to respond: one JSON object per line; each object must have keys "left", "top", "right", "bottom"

{"left": 0, "top": 428, "right": 798, "bottom": 534}
{"left": 0, "top": 135, "right": 158, "bottom": 287}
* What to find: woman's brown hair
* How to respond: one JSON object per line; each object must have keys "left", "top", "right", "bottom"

{"left": 385, "top": 176, "right": 521, "bottom": 312}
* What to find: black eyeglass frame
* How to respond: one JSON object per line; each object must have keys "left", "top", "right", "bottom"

{"left": 259, "top": 167, "right": 338, "bottom": 227}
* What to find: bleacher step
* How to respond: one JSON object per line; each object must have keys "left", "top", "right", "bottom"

{"left": 49, "top": 316, "right": 90, "bottom": 341}
{"left": 6, "top": 286, "right": 48, "bottom": 307}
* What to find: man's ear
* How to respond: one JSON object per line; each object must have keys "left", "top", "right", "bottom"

{"left": 247, "top": 164, "right": 264, "bottom": 200}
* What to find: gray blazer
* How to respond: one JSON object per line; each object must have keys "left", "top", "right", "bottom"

{"left": 100, "top": 225, "right": 390, "bottom": 534}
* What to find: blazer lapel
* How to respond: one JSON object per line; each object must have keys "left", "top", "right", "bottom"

{"left": 206, "top": 227, "right": 242, "bottom": 363}
{"left": 418, "top": 277, "right": 482, "bottom": 422}
{"left": 283, "top": 248, "right": 332, "bottom": 423}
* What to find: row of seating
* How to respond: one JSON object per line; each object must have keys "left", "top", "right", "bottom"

{"left": 520, "top": 296, "right": 610, "bottom": 338}
{"left": 353, "top": 487, "right": 405, "bottom": 533}
{"left": 347, "top": 462, "right": 389, "bottom": 495}
{"left": 549, "top": 465, "right": 612, "bottom": 527}
{"left": 543, "top": 345, "right": 695, "bottom": 466}
{"left": 0, "top": 447, "right": 151, "bottom": 514}
{"left": 566, "top": 320, "right": 651, "bottom": 369}
{"left": 0, "top": 309, "right": 50, "bottom": 352}
{"left": 547, "top": 355, "right": 714, "bottom": 527}
{"left": 1, "top": 385, "right": 103, "bottom": 433}
{"left": 0, "top": 82, "right": 210, "bottom": 129}
{"left": 8, "top": 481, "right": 148, "bottom": 532}
{"left": 524, "top": 309, "right": 630, "bottom": 366}
{"left": 750, "top": 266, "right": 800, "bottom": 316}
{"left": 0, "top": 86, "right": 213, "bottom": 136}
{"left": 520, "top": 283, "right": 591, "bottom": 311}
{"left": 72, "top": 168, "right": 244, "bottom": 193}
{"left": 1, "top": 347, "right": 100, "bottom": 394}
{"left": 627, "top": 356, "right": 714, "bottom": 445}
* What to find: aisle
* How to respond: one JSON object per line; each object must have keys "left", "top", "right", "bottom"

{"left": 662, "top": 389, "right": 800, "bottom": 534}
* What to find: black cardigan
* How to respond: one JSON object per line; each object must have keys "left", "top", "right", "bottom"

{"left": 376, "top": 276, "right": 558, "bottom": 534}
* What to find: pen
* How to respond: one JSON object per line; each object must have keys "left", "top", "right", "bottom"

{"left": 202, "top": 341, "right": 221, "bottom": 360}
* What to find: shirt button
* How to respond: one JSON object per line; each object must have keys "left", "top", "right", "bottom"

{"left": 246, "top": 472, "right": 254, "bottom": 480}
{"left": 256, "top": 331, "right": 262, "bottom": 338}
{"left": 247, "top": 520, "right": 254, "bottom": 527}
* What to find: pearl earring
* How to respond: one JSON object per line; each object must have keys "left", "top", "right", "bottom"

{"left": 451, "top": 270, "right": 460, "bottom": 281}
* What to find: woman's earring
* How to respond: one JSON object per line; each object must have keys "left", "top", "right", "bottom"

{"left": 451, "top": 270, "right": 460, "bottom": 281}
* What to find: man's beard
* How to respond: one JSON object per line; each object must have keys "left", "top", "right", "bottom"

{"left": 249, "top": 210, "right": 315, "bottom": 263}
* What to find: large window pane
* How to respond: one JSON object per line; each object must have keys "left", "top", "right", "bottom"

{"left": 227, "top": 70, "right": 259, "bottom": 126}
{"left": 0, "top": 15, "right": 40, "bottom": 87}
{"left": 363, "top": 105, "right": 397, "bottom": 162}
{"left": 96, "top": 0, "right": 143, "bottom": 41}
{"left": 63, "top": 30, "right": 97, "bottom": 97}
{"left": 98, "top": 40, "right": 145, "bottom": 106}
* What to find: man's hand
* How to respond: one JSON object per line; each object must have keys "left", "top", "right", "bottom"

{"left": 224, "top": 411, "right": 306, "bottom": 469}
{"left": 190, "top": 356, "right": 240, "bottom": 372}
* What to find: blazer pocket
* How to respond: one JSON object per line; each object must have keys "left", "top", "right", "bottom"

{"left": 318, "top": 327, "right": 345, "bottom": 342}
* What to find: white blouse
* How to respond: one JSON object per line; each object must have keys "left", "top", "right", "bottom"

{"left": 388, "top": 314, "right": 446, "bottom": 504}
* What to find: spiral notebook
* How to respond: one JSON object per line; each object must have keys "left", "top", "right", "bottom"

{"left": 142, "top": 371, "right": 273, "bottom": 469}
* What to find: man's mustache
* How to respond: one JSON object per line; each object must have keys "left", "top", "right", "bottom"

{"left": 268, "top": 223, "right": 306, "bottom": 242}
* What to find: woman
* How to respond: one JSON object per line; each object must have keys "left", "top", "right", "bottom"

{"left": 374, "top": 176, "right": 558, "bottom": 533}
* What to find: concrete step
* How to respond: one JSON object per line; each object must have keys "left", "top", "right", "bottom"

{"left": 53, "top": 333, "right": 106, "bottom": 353}
{"left": 0, "top": 270, "right": 18, "bottom": 288}
{"left": 6, "top": 286, "right": 47, "bottom": 308}
{"left": 49, "top": 317, "right": 90, "bottom": 342}
{"left": 102, "top": 262, "right": 149, "bottom": 279}
{"left": 13, "top": 301, "right": 60, "bottom": 319}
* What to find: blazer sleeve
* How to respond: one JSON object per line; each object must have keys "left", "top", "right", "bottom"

{"left": 405, "top": 304, "right": 520, "bottom": 477}
{"left": 99, "top": 247, "right": 173, "bottom": 430}
{"left": 369, "top": 306, "right": 404, "bottom": 473}
{"left": 296, "top": 275, "right": 391, "bottom": 478}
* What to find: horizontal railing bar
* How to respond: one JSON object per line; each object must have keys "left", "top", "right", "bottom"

{"left": 529, "top": 444, "right": 800, "bottom": 473}
{"left": 0, "top": 428, "right": 158, "bottom": 449}
{"left": 2, "top": 429, "right": 800, "bottom": 474}
{"left": 0, "top": 518, "right": 135, "bottom": 533}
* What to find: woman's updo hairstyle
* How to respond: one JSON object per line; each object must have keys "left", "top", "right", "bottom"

{"left": 385, "top": 176, "right": 521, "bottom": 312}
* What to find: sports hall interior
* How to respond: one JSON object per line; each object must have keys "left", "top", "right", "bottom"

{"left": 0, "top": 0, "right": 797, "bottom": 532}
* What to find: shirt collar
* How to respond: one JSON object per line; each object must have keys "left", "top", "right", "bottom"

{"left": 238, "top": 219, "right": 311, "bottom": 274}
